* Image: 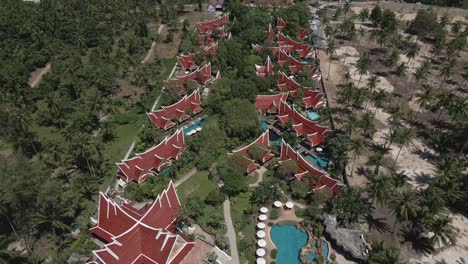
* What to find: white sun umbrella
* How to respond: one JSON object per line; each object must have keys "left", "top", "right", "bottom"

{"left": 256, "top": 222, "right": 266, "bottom": 229}
{"left": 257, "top": 239, "right": 267, "bottom": 247}
{"left": 256, "top": 230, "right": 266, "bottom": 238}
{"left": 258, "top": 214, "right": 267, "bottom": 221}
{"left": 196, "top": 127, "right": 202, "bottom": 131}
{"left": 259, "top": 207, "right": 268, "bottom": 214}
{"left": 285, "top": 201, "right": 294, "bottom": 209}
{"left": 273, "top": 201, "right": 283, "bottom": 208}
{"left": 256, "top": 258, "right": 266, "bottom": 264}
{"left": 256, "top": 248, "right": 266, "bottom": 257}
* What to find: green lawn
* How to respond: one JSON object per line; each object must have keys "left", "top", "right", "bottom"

{"left": 176, "top": 171, "right": 226, "bottom": 235}
{"left": 177, "top": 171, "right": 217, "bottom": 204}
{"left": 247, "top": 172, "right": 259, "bottom": 185}
{"left": 230, "top": 191, "right": 257, "bottom": 264}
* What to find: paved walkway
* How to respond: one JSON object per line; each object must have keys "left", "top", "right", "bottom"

{"left": 223, "top": 199, "right": 240, "bottom": 264}
{"left": 174, "top": 168, "right": 197, "bottom": 188}
{"left": 29, "top": 63, "right": 51, "bottom": 88}
{"left": 248, "top": 166, "right": 267, "bottom": 187}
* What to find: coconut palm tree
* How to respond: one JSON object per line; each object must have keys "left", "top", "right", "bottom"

{"left": 405, "top": 42, "right": 420, "bottom": 63}
{"left": 434, "top": 91, "right": 455, "bottom": 121}
{"left": 359, "top": 112, "right": 376, "bottom": 139}
{"left": 342, "top": 115, "right": 360, "bottom": 137}
{"left": 349, "top": 138, "right": 365, "bottom": 177}
{"left": 392, "top": 128, "right": 415, "bottom": 168}
{"left": 356, "top": 52, "right": 371, "bottom": 87}
{"left": 326, "top": 39, "right": 337, "bottom": 80}
{"left": 446, "top": 97, "right": 467, "bottom": 124}
{"left": 366, "top": 75, "right": 380, "bottom": 94}
{"left": 368, "top": 246, "right": 407, "bottom": 264}
{"left": 342, "top": 72, "right": 352, "bottom": 85}
{"left": 367, "top": 174, "right": 392, "bottom": 206}
{"left": 371, "top": 90, "right": 389, "bottom": 115}
{"left": 439, "top": 58, "right": 457, "bottom": 89}
{"left": 430, "top": 215, "right": 456, "bottom": 248}
{"left": 393, "top": 62, "right": 407, "bottom": 89}
{"left": 369, "top": 146, "right": 389, "bottom": 175}
{"left": 389, "top": 190, "right": 419, "bottom": 233}
{"left": 415, "top": 86, "right": 434, "bottom": 119}
{"left": 390, "top": 171, "right": 410, "bottom": 192}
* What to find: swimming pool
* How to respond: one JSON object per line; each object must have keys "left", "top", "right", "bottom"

{"left": 306, "top": 240, "right": 329, "bottom": 262}
{"left": 308, "top": 111, "right": 320, "bottom": 121}
{"left": 183, "top": 118, "right": 206, "bottom": 137}
{"left": 261, "top": 120, "right": 269, "bottom": 131}
{"left": 270, "top": 224, "right": 308, "bottom": 264}
{"left": 304, "top": 154, "right": 330, "bottom": 169}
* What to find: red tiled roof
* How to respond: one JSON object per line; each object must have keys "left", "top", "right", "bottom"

{"left": 303, "top": 89, "right": 325, "bottom": 109}
{"left": 204, "top": 42, "right": 218, "bottom": 56}
{"left": 232, "top": 130, "right": 275, "bottom": 166}
{"left": 277, "top": 100, "right": 330, "bottom": 147}
{"left": 116, "top": 129, "right": 186, "bottom": 184}
{"left": 277, "top": 17, "right": 286, "bottom": 31}
{"left": 266, "top": 23, "right": 275, "bottom": 39}
{"left": 296, "top": 28, "right": 310, "bottom": 40}
{"left": 165, "top": 63, "right": 213, "bottom": 96}
{"left": 255, "top": 56, "right": 274, "bottom": 77}
{"left": 277, "top": 32, "right": 312, "bottom": 58}
{"left": 147, "top": 89, "right": 202, "bottom": 130}
{"left": 256, "top": 93, "right": 289, "bottom": 114}
{"left": 279, "top": 141, "right": 344, "bottom": 192}
{"left": 90, "top": 182, "right": 195, "bottom": 264}
{"left": 177, "top": 53, "right": 197, "bottom": 70}
{"left": 196, "top": 14, "right": 229, "bottom": 34}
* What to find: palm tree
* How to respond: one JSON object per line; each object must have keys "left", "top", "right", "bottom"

{"left": 383, "top": 49, "right": 399, "bottom": 71}
{"left": 366, "top": 75, "right": 380, "bottom": 94}
{"left": 358, "top": 8, "right": 369, "bottom": 23}
{"left": 415, "top": 86, "right": 434, "bottom": 119}
{"left": 446, "top": 97, "right": 467, "bottom": 124}
{"left": 359, "top": 112, "right": 376, "bottom": 139}
{"left": 393, "top": 62, "right": 407, "bottom": 89}
{"left": 434, "top": 91, "right": 455, "bottom": 121}
{"left": 439, "top": 58, "right": 457, "bottom": 89}
{"left": 390, "top": 171, "right": 410, "bottom": 192}
{"left": 368, "top": 246, "right": 407, "bottom": 264}
{"left": 405, "top": 42, "right": 420, "bottom": 63}
{"left": 342, "top": 72, "right": 352, "bottom": 85}
{"left": 430, "top": 215, "right": 456, "bottom": 248}
{"left": 326, "top": 39, "right": 337, "bottom": 80}
{"left": 389, "top": 190, "right": 418, "bottom": 233}
{"left": 356, "top": 52, "right": 370, "bottom": 87}
{"left": 349, "top": 138, "right": 365, "bottom": 177}
{"left": 369, "top": 147, "right": 389, "bottom": 175}
{"left": 392, "top": 128, "right": 415, "bottom": 168}
{"left": 34, "top": 209, "right": 70, "bottom": 237}
{"left": 367, "top": 175, "right": 392, "bottom": 206}
{"left": 371, "top": 90, "right": 389, "bottom": 115}
{"left": 342, "top": 115, "right": 360, "bottom": 137}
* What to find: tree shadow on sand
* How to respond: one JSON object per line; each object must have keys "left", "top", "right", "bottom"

{"left": 413, "top": 171, "right": 434, "bottom": 186}
{"left": 366, "top": 214, "right": 391, "bottom": 233}
{"left": 400, "top": 227, "right": 434, "bottom": 254}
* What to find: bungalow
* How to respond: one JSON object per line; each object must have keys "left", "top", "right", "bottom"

{"left": 147, "top": 88, "right": 202, "bottom": 130}
{"left": 255, "top": 56, "right": 275, "bottom": 77}
{"left": 116, "top": 129, "right": 186, "bottom": 184}
{"left": 229, "top": 130, "right": 275, "bottom": 174}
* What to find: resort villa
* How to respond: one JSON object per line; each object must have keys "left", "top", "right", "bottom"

{"left": 88, "top": 182, "right": 231, "bottom": 264}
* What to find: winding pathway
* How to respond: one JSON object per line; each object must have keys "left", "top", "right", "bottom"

{"left": 223, "top": 199, "right": 240, "bottom": 264}
{"left": 248, "top": 166, "right": 267, "bottom": 187}
{"left": 174, "top": 168, "right": 197, "bottom": 188}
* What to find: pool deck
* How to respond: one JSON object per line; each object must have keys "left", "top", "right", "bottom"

{"left": 261, "top": 206, "right": 304, "bottom": 263}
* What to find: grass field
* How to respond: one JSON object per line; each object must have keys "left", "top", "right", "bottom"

{"left": 230, "top": 190, "right": 257, "bottom": 264}
{"left": 177, "top": 171, "right": 226, "bottom": 235}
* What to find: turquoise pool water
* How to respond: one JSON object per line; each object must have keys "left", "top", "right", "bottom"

{"left": 271, "top": 224, "right": 308, "bottom": 264}
{"left": 305, "top": 154, "right": 330, "bottom": 169}
{"left": 306, "top": 240, "right": 329, "bottom": 262}
{"left": 183, "top": 118, "right": 206, "bottom": 137}
{"left": 261, "top": 120, "right": 269, "bottom": 131}
{"left": 261, "top": 121, "right": 281, "bottom": 146}
{"left": 308, "top": 111, "right": 320, "bottom": 121}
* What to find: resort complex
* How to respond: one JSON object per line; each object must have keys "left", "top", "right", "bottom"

{"left": 0, "top": 1, "right": 467, "bottom": 264}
